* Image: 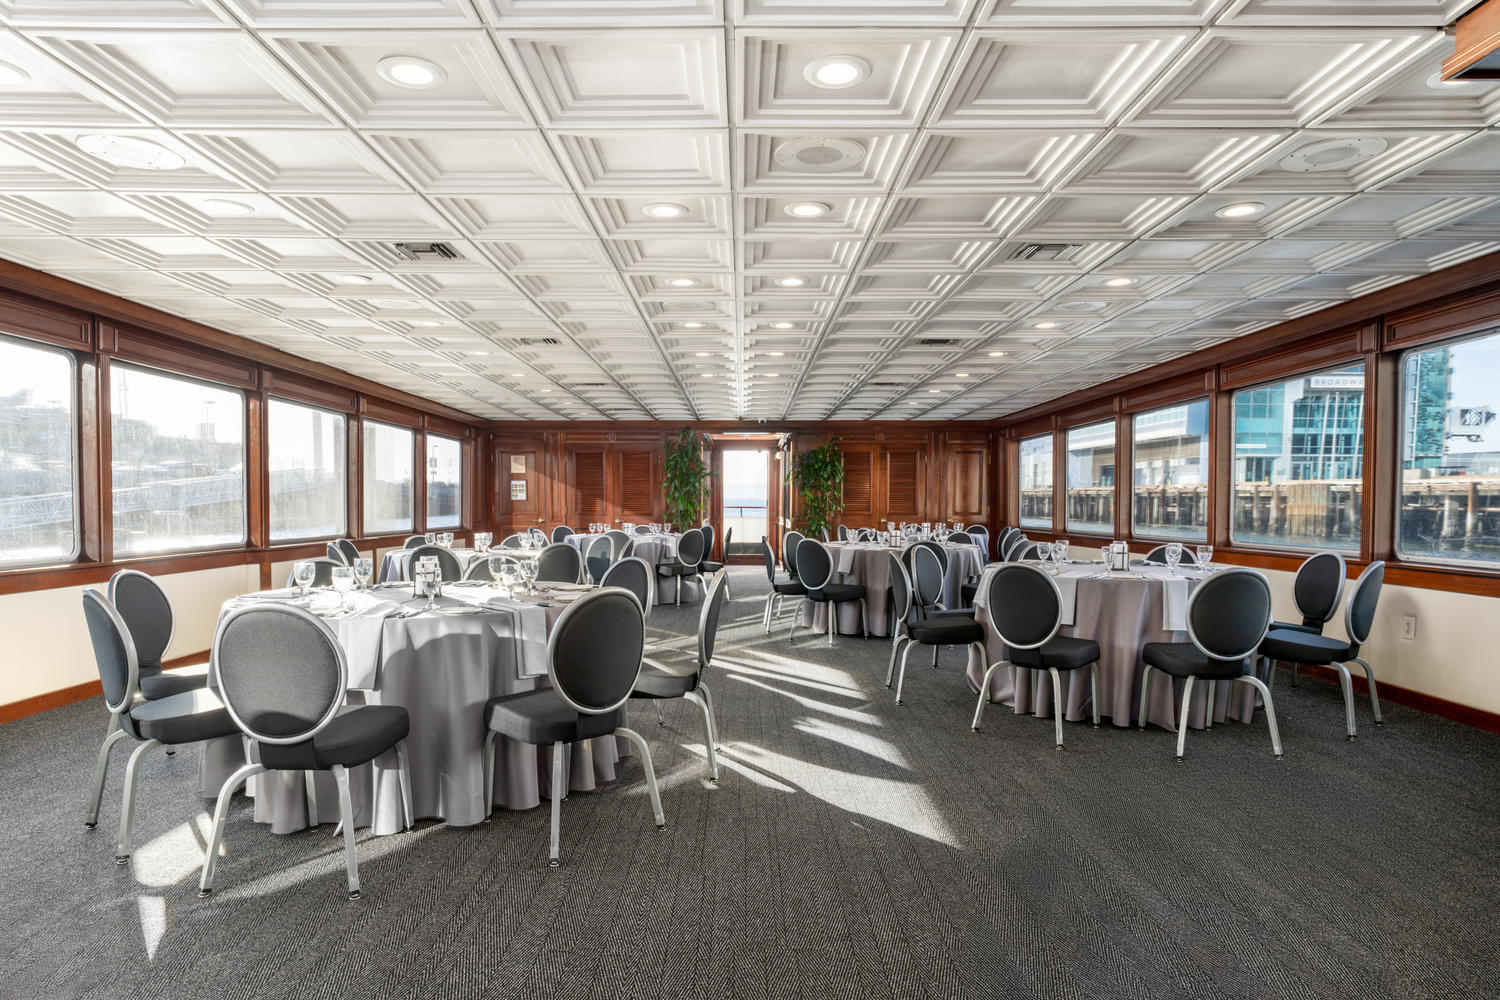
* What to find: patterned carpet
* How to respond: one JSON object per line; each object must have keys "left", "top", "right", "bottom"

{"left": 4, "top": 566, "right": 1500, "bottom": 999}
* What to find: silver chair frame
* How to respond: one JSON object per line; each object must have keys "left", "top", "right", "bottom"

{"left": 882, "top": 556, "right": 986, "bottom": 709}
{"left": 791, "top": 538, "right": 868, "bottom": 645}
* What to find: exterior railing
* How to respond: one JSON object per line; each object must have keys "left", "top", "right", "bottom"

{"left": 723, "top": 504, "right": 767, "bottom": 555}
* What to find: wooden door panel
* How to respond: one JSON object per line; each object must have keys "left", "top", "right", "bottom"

{"left": 568, "top": 449, "right": 607, "bottom": 527}
{"left": 617, "top": 448, "right": 659, "bottom": 524}
{"left": 884, "top": 448, "right": 921, "bottom": 521}
{"left": 949, "top": 446, "right": 987, "bottom": 522}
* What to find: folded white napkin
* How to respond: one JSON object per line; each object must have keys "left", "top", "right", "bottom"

{"left": 1160, "top": 577, "right": 1191, "bottom": 632}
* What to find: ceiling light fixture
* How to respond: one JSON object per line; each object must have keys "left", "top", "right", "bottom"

{"left": 1215, "top": 202, "right": 1265, "bottom": 219}
{"left": 771, "top": 321, "right": 793, "bottom": 330}
{"left": 539, "top": 388, "right": 553, "bottom": 393}
{"left": 767, "top": 351, "right": 786, "bottom": 357}
{"left": 1104, "top": 277, "right": 1134, "bottom": 287}
{"left": 510, "top": 372, "right": 525, "bottom": 377}
{"left": 0, "top": 61, "right": 31, "bottom": 87}
{"left": 376, "top": 55, "right": 447, "bottom": 90}
{"left": 773, "top": 136, "right": 868, "bottom": 174}
{"left": 955, "top": 372, "right": 970, "bottom": 378}
{"left": 695, "top": 351, "right": 712, "bottom": 357}
{"left": 75, "top": 134, "right": 185, "bottom": 171}
{"left": 668, "top": 277, "right": 698, "bottom": 288}
{"left": 775, "top": 276, "right": 806, "bottom": 288}
{"left": 1033, "top": 321, "right": 1057, "bottom": 329}
{"left": 804, "top": 55, "right": 871, "bottom": 90}
{"left": 928, "top": 388, "right": 941, "bottom": 394}
{"left": 333, "top": 273, "right": 374, "bottom": 285}
{"left": 1279, "top": 136, "right": 1387, "bottom": 173}
{"left": 784, "top": 201, "right": 831, "bottom": 219}
{"left": 988, "top": 351, "right": 1006, "bottom": 357}
{"left": 201, "top": 198, "right": 253, "bottom": 216}
{"left": 701, "top": 373, "right": 713, "bottom": 378}
{"left": 643, "top": 202, "right": 688, "bottom": 219}
{"left": 682, "top": 321, "right": 705, "bottom": 329}
{"left": 765, "top": 373, "right": 780, "bottom": 378}
{"left": 411, "top": 319, "right": 442, "bottom": 327}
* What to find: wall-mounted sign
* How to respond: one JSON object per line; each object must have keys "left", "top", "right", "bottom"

{"left": 510, "top": 480, "right": 526, "bottom": 500}
{"left": 509, "top": 456, "right": 526, "bottom": 474}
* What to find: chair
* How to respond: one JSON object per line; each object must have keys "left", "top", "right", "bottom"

{"left": 1141, "top": 568, "right": 1282, "bottom": 762}
{"left": 535, "top": 542, "right": 584, "bottom": 584}
{"left": 901, "top": 539, "right": 949, "bottom": 578}
{"left": 1002, "top": 534, "right": 1030, "bottom": 562}
{"left": 761, "top": 535, "right": 806, "bottom": 633}
{"left": 836, "top": 524, "right": 849, "bottom": 541}
{"left": 971, "top": 564, "right": 1102, "bottom": 748}
{"left": 499, "top": 533, "right": 525, "bottom": 549}
{"left": 199, "top": 603, "right": 413, "bottom": 899}
{"left": 529, "top": 527, "right": 548, "bottom": 544}
{"left": 605, "top": 529, "right": 631, "bottom": 562}
{"left": 819, "top": 527, "right": 831, "bottom": 542}
{"left": 463, "top": 559, "right": 494, "bottom": 582}
{"left": 948, "top": 530, "right": 974, "bottom": 547}
{"left": 618, "top": 537, "right": 637, "bottom": 560}
{"left": 481, "top": 588, "right": 666, "bottom": 866}
{"left": 1015, "top": 542, "right": 1045, "bottom": 561}
{"left": 1143, "top": 544, "right": 1200, "bottom": 566}
{"left": 80, "top": 590, "right": 239, "bottom": 862}
{"left": 782, "top": 530, "right": 805, "bottom": 582}
{"left": 886, "top": 554, "right": 985, "bottom": 707}
{"left": 551, "top": 525, "right": 575, "bottom": 543}
{"left": 402, "top": 535, "right": 425, "bottom": 549}
{"left": 965, "top": 524, "right": 990, "bottom": 558}
{"left": 700, "top": 527, "right": 731, "bottom": 593}
{"left": 106, "top": 570, "right": 209, "bottom": 701}
{"left": 632, "top": 571, "right": 729, "bottom": 781}
{"left": 633, "top": 524, "right": 654, "bottom": 535}
{"left": 1274, "top": 550, "right": 1348, "bottom": 637}
{"left": 600, "top": 556, "right": 655, "bottom": 622}
{"left": 584, "top": 534, "right": 613, "bottom": 584}
{"left": 700, "top": 523, "right": 717, "bottom": 562}
{"left": 793, "top": 537, "right": 867, "bottom": 645}
{"left": 1258, "top": 561, "right": 1385, "bottom": 740}
{"left": 409, "top": 544, "right": 463, "bottom": 582}
{"left": 326, "top": 541, "right": 349, "bottom": 565}
{"left": 284, "top": 557, "right": 343, "bottom": 588}
{"left": 657, "top": 527, "right": 705, "bottom": 606}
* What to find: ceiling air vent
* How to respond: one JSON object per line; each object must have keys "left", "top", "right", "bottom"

{"left": 391, "top": 241, "right": 462, "bottom": 261}
{"left": 512, "top": 336, "right": 560, "bottom": 346}
{"left": 869, "top": 381, "right": 905, "bottom": 387}
{"left": 1009, "top": 243, "right": 1082, "bottom": 262}
{"left": 916, "top": 337, "right": 957, "bottom": 347}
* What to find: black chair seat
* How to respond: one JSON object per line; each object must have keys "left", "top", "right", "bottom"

{"left": 807, "top": 583, "right": 865, "bottom": 603}
{"left": 1010, "top": 636, "right": 1101, "bottom": 671}
{"left": 1258, "top": 629, "right": 1352, "bottom": 665}
{"left": 908, "top": 617, "right": 984, "bottom": 645}
{"left": 485, "top": 689, "right": 626, "bottom": 746}
{"left": 1142, "top": 641, "right": 1249, "bottom": 680}
{"left": 699, "top": 559, "right": 724, "bottom": 573}
{"left": 960, "top": 582, "right": 978, "bottom": 606}
{"left": 1269, "top": 620, "right": 1322, "bottom": 636}
{"left": 128, "top": 688, "right": 238, "bottom": 745}
{"left": 657, "top": 564, "right": 700, "bottom": 577}
{"left": 632, "top": 657, "right": 699, "bottom": 699}
{"left": 772, "top": 579, "right": 806, "bottom": 595}
{"left": 258, "top": 706, "right": 410, "bottom": 770}
{"left": 137, "top": 662, "right": 210, "bottom": 700}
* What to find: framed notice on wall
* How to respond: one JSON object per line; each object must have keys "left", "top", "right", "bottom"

{"left": 510, "top": 480, "right": 526, "bottom": 500}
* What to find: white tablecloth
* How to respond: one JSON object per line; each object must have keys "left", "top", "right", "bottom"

{"left": 378, "top": 546, "right": 487, "bottom": 583}
{"left": 800, "top": 542, "right": 985, "bottom": 637}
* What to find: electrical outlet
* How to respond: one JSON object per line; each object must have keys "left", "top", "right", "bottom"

{"left": 1401, "top": 615, "right": 1417, "bottom": 641}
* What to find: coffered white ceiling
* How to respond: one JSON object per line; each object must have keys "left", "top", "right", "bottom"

{"left": 0, "top": 0, "right": 1493, "bottom": 421}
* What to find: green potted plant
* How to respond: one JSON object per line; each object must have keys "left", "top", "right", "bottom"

{"left": 660, "top": 426, "right": 712, "bottom": 528}
{"left": 789, "top": 437, "right": 844, "bottom": 537}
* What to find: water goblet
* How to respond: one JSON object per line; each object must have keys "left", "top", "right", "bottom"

{"left": 474, "top": 532, "right": 491, "bottom": 553}
{"left": 1053, "top": 539, "right": 1069, "bottom": 565}
{"left": 1099, "top": 545, "right": 1113, "bottom": 576}
{"left": 1195, "top": 544, "right": 1213, "bottom": 571}
{"left": 292, "top": 560, "right": 315, "bottom": 599}
{"left": 1165, "top": 542, "right": 1182, "bottom": 577}
{"left": 354, "top": 556, "right": 373, "bottom": 590}
{"left": 1035, "top": 541, "right": 1053, "bottom": 571}
{"left": 331, "top": 565, "right": 354, "bottom": 611}
{"left": 423, "top": 532, "right": 435, "bottom": 545}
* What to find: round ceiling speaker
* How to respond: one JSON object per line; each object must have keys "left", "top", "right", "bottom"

{"left": 1279, "top": 137, "right": 1388, "bottom": 173}
{"left": 773, "top": 137, "right": 867, "bottom": 174}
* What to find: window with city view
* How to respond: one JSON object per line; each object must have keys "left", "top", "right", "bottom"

{"left": 0, "top": 337, "right": 77, "bottom": 565}
{"left": 1132, "top": 398, "right": 1209, "bottom": 541}
{"left": 1400, "top": 330, "right": 1500, "bottom": 565}
{"left": 426, "top": 434, "right": 462, "bottom": 530}
{"left": 111, "top": 364, "right": 245, "bottom": 555}
{"left": 1231, "top": 363, "right": 1364, "bottom": 551}
{"left": 363, "top": 421, "right": 413, "bottom": 536}
{"left": 1019, "top": 434, "right": 1052, "bottom": 529}
{"left": 268, "top": 399, "right": 346, "bottom": 542}
{"left": 1066, "top": 421, "right": 1116, "bottom": 534}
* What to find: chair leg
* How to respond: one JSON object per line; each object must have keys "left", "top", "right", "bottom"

{"left": 1175, "top": 676, "right": 1196, "bottom": 762}
{"left": 859, "top": 598, "right": 869, "bottom": 639}
{"left": 654, "top": 701, "right": 666, "bottom": 727}
{"left": 84, "top": 714, "right": 129, "bottom": 829}
{"left": 1048, "top": 667, "right": 1065, "bottom": 750}
{"left": 885, "top": 633, "right": 907, "bottom": 688}
{"left": 332, "top": 764, "right": 361, "bottom": 899}
{"left": 1332, "top": 661, "right": 1358, "bottom": 740}
{"left": 1138, "top": 665, "right": 1153, "bottom": 730}
{"left": 971, "top": 659, "right": 1010, "bottom": 731}
{"left": 895, "top": 642, "right": 918, "bottom": 704}
{"left": 1237, "top": 675, "right": 1284, "bottom": 759}
{"left": 787, "top": 598, "right": 800, "bottom": 643}
{"left": 698, "top": 680, "right": 721, "bottom": 752}
{"left": 762, "top": 592, "right": 774, "bottom": 632}
{"left": 685, "top": 691, "right": 719, "bottom": 782}
{"left": 1351, "top": 656, "right": 1383, "bottom": 725}
{"left": 1291, "top": 662, "right": 1299, "bottom": 687}
{"left": 616, "top": 727, "right": 666, "bottom": 831}
{"left": 395, "top": 742, "right": 415, "bottom": 831}
{"left": 547, "top": 741, "right": 565, "bottom": 867}
{"left": 482, "top": 729, "right": 498, "bottom": 817}
{"left": 1205, "top": 679, "right": 1217, "bottom": 731}
{"left": 1089, "top": 663, "right": 1101, "bottom": 728}
{"left": 197, "top": 760, "right": 265, "bottom": 897}
{"left": 304, "top": 771, "right": 319, "bottom": 827}
{"left": 114, "top": 739, "right": 160, "bottom": 864}
{"left": 931, "top": 644, "right": 939, "bottom": 669}
{"left": 827, "top": 601, "right": 835, "bottom": 646}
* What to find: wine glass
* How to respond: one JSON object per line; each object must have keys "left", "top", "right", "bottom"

{"left": 354, "top": 556, "right": 373, "bottom": 590}
{"left": 1195, "top": 544, "right": 1213, "bottom": 571}
{"left": 1035, "top": 541, "right": 1053, "bottom": 571}
{"left": 424, "top": 532, "right": 436, "bottom": 545}
{"left": 1165, "top": 542, "right": 1182, "bottom": 577}
{"left": 1099, "top": 545, "right": 1113, "bottom": 577}
{"left": 474, "top": 532, "right": 491, "bottom": 553}
{"left": 330, "top": 565, "right": 354, "bottom": 610}
{"left": 1053, "top": 539, "right": 1069, "bottom": 566}
{"left": 292, "top": 560, "right": 315, "bottom": 599}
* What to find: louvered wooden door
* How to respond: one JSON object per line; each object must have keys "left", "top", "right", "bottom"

{"left": 567, "top": 449, "right": 607, "bottom": 528}
{"left": 883, "top": 449, "right": 922, "bottom": 523}
{"left": 839, "top": 445, "right": 876, "bottom": 529}
{"left": 616, "top": 448, "right": 659, "bottom": 524}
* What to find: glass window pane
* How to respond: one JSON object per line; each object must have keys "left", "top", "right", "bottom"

{"left": 363, "top": 421, "right": 413, "bottom": 535}
{"left": 1019, "top": 434, "right": 1052, "bottom": 529}
{"left": 1065, "top": 421, "right": 1116, "bottom": 534}
{"left": 426, "top": 434, "right": 462, "bottom": 530}
{"left": 1132, "top": 399, "right": 1209, "bottom": 541}
{"left": 0, "top": 338, "right": 77, "bottom": 565}
{"left": 1231, "top": 364, "right": 1364, "bottom": 551}
{"left": 268, "top": 399, "right": 346, "bottom": 542}
{"left": 1399, "top": 332, "right": 1500, "bottom": 565}
{"left": 111, "top": 365, "right": 246, "bottom": 555}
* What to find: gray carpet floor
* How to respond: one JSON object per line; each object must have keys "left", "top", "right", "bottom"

{"left": 4, "top": 566, "right": 1500, "bottom": 1000}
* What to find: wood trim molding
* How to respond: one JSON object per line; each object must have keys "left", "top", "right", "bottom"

{"left": 0, "top": 654, "right": 207, "bottom": 726}
{"left": 1292, "top": 665, "right": 1500, "bottom": 736}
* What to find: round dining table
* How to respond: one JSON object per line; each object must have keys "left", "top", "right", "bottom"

{"left": 628, "top": 532, "right": 704, "bottom": 606}
{"left": 800, "top": 540, "right": 985, "bottom": 637}
{"left": 199, "top": 580, "right": 629, "bottom": 836}
{"left": 378, "top": 545, "right": 494, "bottom": 583}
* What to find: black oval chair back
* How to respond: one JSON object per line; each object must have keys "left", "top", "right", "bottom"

{"left": 500, "top": 533, "right": 524, "bottom": 548}
{"left": 410, "top": 544, "right": 463, "bottom": 582}
{"left": 619, "top": 537, "right": 637, "bottom": 559}
{"left": 327, "top": 541, "right": 348, "bottom": 565}
{"left": 1143, "top": 544, "right": 1199, "bottom": 565}
{"left": 783, "top": 530, "right": 805, "bottom": 576}
{"left": 213, "top": 603, "right": 346, "bottom": 745}
{"left": 1003, "top": 534, "right": 1029, "bottom": 562}
{"left": 698, "top": 570, "right": 729, "bottom": 672}
{"left": 551, "top": 525, "right": 575, "bottom": 543}
{"left": 912, "top": 545, "right": 946, "bottom": 612}
{"left": 820, "top": 527, "right": 830, "bottom": 542}
{"left": 1344, "top": 561, "right": 1385, "bottom": 652}
{"left": 761, "top": 536, "right": 778, "bottom": 583}
{"left": 548, "top": 589, "right": 645, "bottom": 715}
{"left": 403, "top": 535, "right": 425, "bottom": 549}
{"left": 887, "top": 553, "right": 913, "bottom": 624}
{"left": 585, "top": 535, "right": 613, "bottom": 584}
{"left": 284, "top": 557, "right": 342, "bottom": 588}
{"left": 836, "top": 524, "right": 849, "bottom": 541}
{"left": 721, "top": 526, "right": 733, "bottom": 557}
{"left": 675, "top": 527, "right": 705, "bottom": 568}
{"left": 107, "top": 570, "right": 174, "bottom": 670}
{"left": 1017, "top": 542, "right": 1044, "bottom": 561}
{"left": 535, "top": 543, "right": 583, "bottom": 584}
{"left": 600, "top": 556, "right": 654, "bottom": 614}
{"left": 633, "top": 525, "right": 653, "bottom": 535}
{"left": 983, "top": 564, "right": 1062, "bottom": 650}
{"left": 1294, "top": 550, "right": 1348, "bottom": 629}
{"left": 795, "top": 537, "right": 834, "bottom": 591}
{"left": 914, "top": 540, "right": 948, "bottom": 574}
{"left": 529, "top": 528, "right": 548, "bottom": 545}
{"left": 464, "top": 559, "right": 494, "bottom": 582}
{"left": 1185, "top": 568, "right": 1272, "bottom": 665}
{"left": 605, "top": 529, "right": 631, "bottom": 561}
{"left": 701, "top": 523, "right": 716, "bottom": 560}
{"left": 948, "top": 531, "right": 973, "bottom": 546}
{"left": 83, "top": 589, "right": 139, "bottom": 715}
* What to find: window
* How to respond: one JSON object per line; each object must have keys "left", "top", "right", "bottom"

{"left": 425, "top": 433, "right": 462, "bottom": 530}
{"left": 1132, "top": 398, "right": 1209, "bottom": 541}
{"left": 1018, "top": 434, "right": 1052, "bottom": 529}
{"left": 0, "top": 337, "right": 77, "bottom": 565}
{"left": 1399, "top": 330, "right": 1500, "bottom": 565}
{"left": 1065, "top": 421, "right": 1116, "bottom": 534}
{"left": 362, "top": 421, "right": 413, "bottom": 535}
{"left": 111, "top": 364, "right": 245, "bottom": 555}
{"left": 1231, "top": 363, "right": 1364, "bottom": 551}
{"left": 268, "top": 399, "right": 346, "bottom": 542}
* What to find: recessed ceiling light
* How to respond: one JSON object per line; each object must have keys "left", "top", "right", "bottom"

{"left": 771, "top": 321, "right": 794, "bottom": 330}
{"left": 376, "top": 55, "right": 447, "bottom": 90}
{"left": 784, "top": 201, "right": 831, "bottom": 219}
{"left": 75, "top": 134, "right": 185, "bottom": 171}
{"left": 1033, "top": 321, "right": 1057, "bottom": 329}
{"left": 765, "top": 373, "right": 780, "bottom": 378}
{"left": 333, "top": 273, "right": 374, "bottom": 285}
{"left": 411, "top": 319, "right": 442, "bottom": 327}
{"left": 201, "top": 198, "right": 253, "bottom": 217}
{"left": 701, "top": 373, "right": 713, "bottom": 378}
{"left": 643, "top": 202, "right": 688, "bottom": 219}
{"left": 1104, "top": 277, "right": 1134, "bottom": 287}
{"left": 0, "top": 61, "right": 31, "bottom": 87}
{"left": 775, "top": 276, "right": 806, "bottom": 288}
{"left": 988, "top": 351, "right": 1006, "bottom": 357}
{"left": 804, "top": 55, "right": 871, "bottom": 89}
{"left": 669, "top": 277, "right": 698, "bottom": 288}
{"left": 682, "top": 321, "right": 705, "bottom": 329}
{"left": 473, "top": 351, "right": 489, "bottom": 355}
{"left": 1215, "top": 202, "right": 1265, "bottom": 219}
{"left": 928, "top": 388, "right": 941, "bottom": 394}
{"left": 1279, "top": 136, "right": 1387, "bottom": 173}
{"left": 695, "top": 351, "right": 712, "bottom": 357}
{"left": 767, "top": 351, "right": 786, "bottom": 357}
{"left": 510, "top": 372, "right": 525, "bottom": 378}
{"left": 955, "top": 372, "right": 970, "bottom": 378}
{"left": 539, "top": 388, "right": 553, "bottom": 393}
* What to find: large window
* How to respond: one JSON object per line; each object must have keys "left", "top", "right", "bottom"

{"left": 0, "top": 337, "right": 77, "bottom": 565}
{"left": 1399, "top": 331, "right": 1500, "bottom": 565}
{"left": 1019, "top": 434, "right": 1052, "bottom": 529}
{"left": 1066, "top": 421, "right": 1116, "bottom": 534}
{"left": 1231, "top": 363, "right": 1364, "bottom": 551}
{"left": 362, "top": 420, "right": 413, "bottom": 535}
{"left": 426, "top": 433, "right": 462, "bottom": 530}
{"left": 111, "top": 364, "right": 246, "bottom": 555}
{"left": 268, "top": 399, "right": 346, "bottom": 542}
{"left": 1132, "top": 399, "right": 1209, "bottom": 541}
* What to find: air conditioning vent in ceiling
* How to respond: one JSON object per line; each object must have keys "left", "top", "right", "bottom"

{"left": 511, "top": 337, "right": 561, "bottom": 346}
{"left": 916, "top": 337, "right": 957, "bottom": 347}
{"left": 1009, "top": 243, "right": 1081, "bottom": 262}
{"left": 391, "top": 241, "right": 462, "bottom": 261}
{"left": 869, "top": 381, "right": 905, "bottom": 387}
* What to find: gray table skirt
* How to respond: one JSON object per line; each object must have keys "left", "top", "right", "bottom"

{"left": 800, "top": 545, "right": 980, "bottom": 637}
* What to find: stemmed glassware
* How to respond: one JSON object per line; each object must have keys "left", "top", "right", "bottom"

{"left": 1099, "top": 545, "right": 1113, "bottom": 577}
{"left": 1195, "top": 544, "right": 1213, "bottom": 572}
{"left": 354, "top": 556, "right": 373, "bottom": 590}
{"left": 330, "top": 565, "right": 354, "bottom": 611}
{"left": 424, "top": 532, "right": 436, "bottom": 545}
{"left": 1164, "top": 541, "right": 1182, "bottom": 576}
{"left": 292, "top": 560, "right": 315, "bottom": 599}
{"left": 1035, "top": 541, "right": 1053, "bottom": 571}
{"left": 474, "top": 532, "right": 492, "bottom": 553}
{"left": 1053, "top": 539, "right": 1069, "bottom": 567}
{"left": 416, "top": 557, "right": 441, "bottom": 611}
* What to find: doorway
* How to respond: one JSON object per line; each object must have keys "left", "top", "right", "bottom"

{"left": 713, "top": 443, "right": 776, "bottom": 563}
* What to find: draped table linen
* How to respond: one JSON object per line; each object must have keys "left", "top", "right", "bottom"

{"left": 378, "top": 546, "right": 491, "bottom": 583}
{"left": 630, "top": 533, "right": 704, "bottom": 606}
{"left": 800, "top": 541, "right": 986, "bottom": 637}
